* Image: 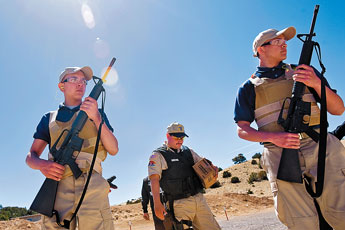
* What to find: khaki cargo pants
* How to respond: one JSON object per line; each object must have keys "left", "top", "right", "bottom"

{"left": 261, "top": 133, "right": 345, "bottom": 230}
{"left": 172, "top": 193, "right": 221, "bottom": 230}
{"left": 42, "top": 172, "right": 114, "bottom": 230}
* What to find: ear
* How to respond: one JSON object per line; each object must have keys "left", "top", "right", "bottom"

{"left": 58, "top": 82, "right": 64, "bottom": 92}
{"left": 257, "top": 46, "right": 265, "bottom": 56}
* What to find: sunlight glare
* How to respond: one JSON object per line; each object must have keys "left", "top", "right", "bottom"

{"left": 94, "top": 37, "right": 110, "bottom": 59}
{"left": 102, "top": 68, "right": 119, "bottom": 87}
{"left": 81, "top": 3, "right": 95, "bottom": 29}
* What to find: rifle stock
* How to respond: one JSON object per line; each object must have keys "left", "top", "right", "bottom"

{"left": 30, "top": 178, "right": 59, "bottom": 217}
{"left": 277, "top": 5, "right": 319, "bottom": 183}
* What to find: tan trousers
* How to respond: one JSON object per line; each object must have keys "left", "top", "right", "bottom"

{"left": 262, "top": 133, "right": 345, "bottom": 230}
{"left": 173, "top": 193, "right": 221, "bottom": 230}
{"left": 42, "top": 172, "right": 114, "bottom": 230}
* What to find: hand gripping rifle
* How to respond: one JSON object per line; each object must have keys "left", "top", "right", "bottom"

{"left": 277, "top": 5, "right": 328, "bottom": 187}
{"left": 30, "top": 58, "right": 116, "bottom": 217}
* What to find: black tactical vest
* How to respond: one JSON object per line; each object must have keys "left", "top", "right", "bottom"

{"left": 156, "top": 146, "right": 203, "bottom": 200}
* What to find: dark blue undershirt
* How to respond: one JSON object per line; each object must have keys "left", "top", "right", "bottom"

{"left": 234, "top": 62, "right": 334, "bottom": 123}
{"left": 33, "top": 103, "right": 114, "bottom": 147}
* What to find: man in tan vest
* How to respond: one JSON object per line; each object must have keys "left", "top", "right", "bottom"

{"left": 234, "top": 27, "right": 345, "bottom": 229}
{"left": 26, "top": 66, "right": 119, "bottom": 229}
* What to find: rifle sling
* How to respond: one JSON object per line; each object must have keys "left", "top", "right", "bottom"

{"left": 303, "top": 69, "right": 327, "bottom": 198}
{"left": 305, "top": 127, "right": 319, "bottom": 143}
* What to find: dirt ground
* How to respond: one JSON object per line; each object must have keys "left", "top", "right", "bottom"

{"left": 1, "top": 160, "right": 275, "bottom": 230}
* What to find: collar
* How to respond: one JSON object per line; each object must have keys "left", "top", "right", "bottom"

{"left": 255, "top": 62, "right": 286, "bottom": 79}
{"left": 163, "top": 142, "right": 181, "bottom": 153}
{"left": 58, "top": 102, "right": 81, "bottom": 112}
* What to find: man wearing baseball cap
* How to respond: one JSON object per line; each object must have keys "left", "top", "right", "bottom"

{"left": 234, "top": 26, "right": 345, "bottom": 229}
{"left": 26, "top": 66, "right": 119, "bottom": 229}
{"left": 148, "top": 122, "right": 220, "bottom": 230}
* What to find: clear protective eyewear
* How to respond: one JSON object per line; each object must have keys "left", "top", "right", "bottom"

{"left": 261, "top": 38, "right": 287, "bottom": 47}
{"left": 62, "top": 76, "right": 88, "bottom": 85}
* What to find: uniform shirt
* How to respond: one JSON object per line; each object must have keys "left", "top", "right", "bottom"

{"left": 234, "top": 62, "right": 334, "bottom": 123}
{"left": 33, "top": 103, "right": 113, "bottom": 147}
{"left": 148, "top": 143, "right": 202, "bottom": 178}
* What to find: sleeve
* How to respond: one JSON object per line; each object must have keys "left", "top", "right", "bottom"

{"left": 234, "top": 80, "right": 256, "bottom": 123}
{"left": 189, "top": 148, "right": 203, "bottom": 164}
{"left": 331, "top": 121, "right": 345, "bottom": 140}
{"left": 141, "top": 179, "right": 149, "bottom": 213}
{"left": 148, "top": 152, "right": 166, "bottom": 178}
{"left": 33, "top": 112, "right": 51, "bottom": 144}
{"left": 99, "top": 110, "right": 114, "bottom": 132}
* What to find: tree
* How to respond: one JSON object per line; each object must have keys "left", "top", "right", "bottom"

{"left": 252, "top": 152, "right": 262, "bottom": 159}
{"left": 0, "top": 206, "right": 34, "bottom": 220}
{"left": 232, "top": 153, "right": 247, "bottom": 164}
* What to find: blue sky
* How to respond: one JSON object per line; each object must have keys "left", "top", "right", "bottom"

{"left": 0, "top": 0, "right": 344, "bottom": 209}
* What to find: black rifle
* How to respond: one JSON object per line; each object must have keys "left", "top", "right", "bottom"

{"left": 107, "top": 175, "right": 118, "bottom": 189}
{"left": 30, "top": 58, "right": 116, "bottom": 217}
{"left": 277, "top": 5, "right": 320, "bottom": 183}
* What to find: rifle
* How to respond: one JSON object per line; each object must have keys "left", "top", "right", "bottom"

{"left": 30, "top": 58, "right": 116, "bottom": 217}
{"left": 277, "top": 5, "right": 320, "bottom": 183}
{"left": 107, "top": 175, "right": 118, "bottom": 189}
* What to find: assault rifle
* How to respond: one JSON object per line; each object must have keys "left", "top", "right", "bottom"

{"left": 277, "top": 5, "right": 320, "bottom": 183}
{"left": 30, "top": 58, "right": 116, "bottom": 217}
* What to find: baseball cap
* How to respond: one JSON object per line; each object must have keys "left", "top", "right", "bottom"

{"left": 59, "top": 66, "right": 93, "bottom": 83}
{"left": 167, "top": 122, "right": 189, "bottom": 137}
{"left": 252, "top": 26, "right": 296, "bottom": 57}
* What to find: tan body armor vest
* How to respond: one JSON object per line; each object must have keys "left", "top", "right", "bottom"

{"left": 250, "top": 64, "right": 320, "bottom": 132}
{"left": 49, "top": 110, "right": 107, "bottom": 179}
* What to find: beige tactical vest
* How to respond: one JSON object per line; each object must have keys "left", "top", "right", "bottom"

{"left": 250, "top": 64, "right": 320, "bottom": 132}
{"left": 48, "top": 110, "right": 107, "bottom": 179}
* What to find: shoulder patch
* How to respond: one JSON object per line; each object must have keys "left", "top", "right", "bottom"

{"left": 148, "top": 161, "right": 156, "bottom": 166}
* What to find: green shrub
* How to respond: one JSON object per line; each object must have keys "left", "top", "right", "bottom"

{"left": 247, "top": 189, "right": 253, "bottom": 194}
{"left": 258, "top": 170, "right": 268, "bottom": 180}
{"left": 210, "top": 181, "right": 222, "bottom": 189}
{"left": 248, "top": 172, "right": 259, "bottom": 184}
{"left": 218, "top": 167, "right": 223, "bottom": 172}
{"left": 252, "top": 152, "right": 262, "bottom": 159}
{"left": 126, "top": 198, "right": 142, "bottom": 205}
{"left": 231, "top": 176, "right": 240, "bottom": 183}
{"left": 0, "top": 206, "right": 34, "bottom": 220}
{"left": 222, "top": 171, "right": 232, "bottom": 178}
{"left": 251, "top": 159, "right": 257, "bottom": 165}
{"left": 232, "top": 153, "right": 247, "bottom": 164}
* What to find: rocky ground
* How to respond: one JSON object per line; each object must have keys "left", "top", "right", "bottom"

{"left": 1, "top": 159, "right": 277, "bottom": 230}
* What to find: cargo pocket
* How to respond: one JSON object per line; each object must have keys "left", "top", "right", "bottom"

{"left": 101, "top": 208, "right": 114, "bottom": 230}
{"left": 273, "top": 182, "right": 295, "bottom": 228}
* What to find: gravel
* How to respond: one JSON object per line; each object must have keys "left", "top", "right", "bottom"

{"left": 218, "top": 209, "right": 287, "bottom": 230}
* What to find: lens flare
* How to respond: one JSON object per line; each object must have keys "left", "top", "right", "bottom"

{"left": 81, "top": 3, "right": 95, "bottom": 29}
{"left": 102, "top": 68, "right": 119, "bottom": 87}
{"left": 94, "top": 37, "right": 110, "bottom": 59}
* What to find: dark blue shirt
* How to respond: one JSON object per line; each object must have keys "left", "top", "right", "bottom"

{"left": 234, "top": 62, "right": 334, "bottom": 123}
{"left": 33, "top": 103, "right": 114, "bottom": 146}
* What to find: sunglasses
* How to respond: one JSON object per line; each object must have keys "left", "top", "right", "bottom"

{"left": 171, "top": 136, "right": 185, "bottom": 140}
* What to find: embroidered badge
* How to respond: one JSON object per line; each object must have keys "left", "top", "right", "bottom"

{"left": 148, "top": 161, "right": 156, "bottom": 166}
